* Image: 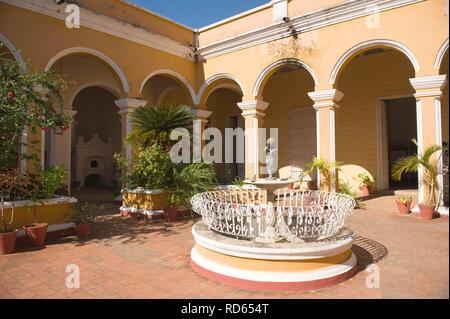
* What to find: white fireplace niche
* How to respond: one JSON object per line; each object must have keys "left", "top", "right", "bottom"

{"left": 74, "top": 133, "right": 118, "bottom": 188}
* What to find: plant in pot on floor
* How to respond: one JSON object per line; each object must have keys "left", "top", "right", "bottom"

{"left": 355, "top": 173, "right": 375, "bottom": 197}
{"left": 307, "top": 157, "right": 342, "bottom": 192}
{"left": 0, "top": 169, "right": 30, "bottom": 254}
{"left": 396, "top": 196, "right": 413, "bottom": 214}
{"left": 72, "top": 202, "right": 103, "bottom": 237}
{"left": 25, "top": 166, "right": 67, "bottom": 247}
{"left": 163, "top": 193, "right": 181, "bottom": 222}
{"left": 391, "top": 139, "right": 445, "bottom": 220}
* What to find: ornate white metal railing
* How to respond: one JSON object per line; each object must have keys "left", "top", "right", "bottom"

{"left": 191, "top": 189, "right": 356, "bottom": 243}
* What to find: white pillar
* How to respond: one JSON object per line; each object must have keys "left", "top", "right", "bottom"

{"left": 308, "top": 89, "right": 344, "bottom": 191}
{"left": 114, "top": 98, "right": 147, "bottom": 162}
{"left": 237, "top": 100, "right": 269, "bottom": 179}
{"left": 191, "top": 108, "right": 212, "bottom": 162}
{"left": 410, "top": 75, "right": 448, "bottom": 213}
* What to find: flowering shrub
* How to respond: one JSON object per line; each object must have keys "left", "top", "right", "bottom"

{"left": 0, "top": 48, "right": 71, "bottom": 168}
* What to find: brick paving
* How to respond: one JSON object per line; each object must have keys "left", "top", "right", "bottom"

{"left": 0, "top": 190, "right": 448, "bottom": 299}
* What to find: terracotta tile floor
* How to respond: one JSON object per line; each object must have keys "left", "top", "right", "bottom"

{"left": 0, "top": 191, "right": 448, "bottom": 299}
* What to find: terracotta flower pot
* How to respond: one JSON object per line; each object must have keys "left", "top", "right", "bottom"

{"left": 24, "top": 223, "right": 48, "bottom": 247}
{"left": 75, "top": 223, "right": 92, "bottom": 238}
{"left": 418, "top": 204, "right": 435, "bottom": 220}
{"left": 396, "top": 200, "right": 412, "bottom": 214}
{"left": 360, "top": 185, "right": 370, "bottom": 197}
{"left": 164, "top": 207, "right": 178, "bottom": 222}
{"left": 0, "top": 229, "right": 18, "bottom": 255}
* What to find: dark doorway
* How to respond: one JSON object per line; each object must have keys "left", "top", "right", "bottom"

{"left": 386, "top": 97, "right": 418, "bottom": 189}
{"left": 85, "top": 174, "right": 104, "bottom": 187}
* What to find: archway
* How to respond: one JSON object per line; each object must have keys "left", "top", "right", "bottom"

{"left": 46, "top": 50, "right": 126, "bottom": 191}
{"left": 334, "top": 45, "right": 417, "bottom": 192}
{"left": 258, "top": 61, "right": 317, "bottom": 184}
{"left": 140, "top": 70, "right": 195, "bottom": 107}
{"left": 72, "top": 87, "right": 121, "bottom": 189}
{"left": 438, "top": 49, "right": 449, "bottom": 206}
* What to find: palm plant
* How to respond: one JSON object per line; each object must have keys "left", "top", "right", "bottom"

{"left": 391, "top": 139, "right": 444, "bottom": 206}
{"left": 127, "top": 105, "right": 195, "bottom": 149}
{"left": 307, "top": 157, "right": 342, "bottom": 190}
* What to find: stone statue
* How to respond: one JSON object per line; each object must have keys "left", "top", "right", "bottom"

{"left": 264, "top": 137, "right": 277, "bottom": 179}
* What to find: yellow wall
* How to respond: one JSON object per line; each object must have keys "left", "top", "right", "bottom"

{"left": 3, "top": 203, "right": 74, "bottom": 230}
{"left": 262, "top": 68, "right": 315, "bottom": 171}
{"left": 335, "top": 50, "right": 415, "bottom": 190}
{"left": 206, "top": 89, "right": 243, "bottom": 182}
{"left": 441, "top": 52, "right": 449, "bottom": 143}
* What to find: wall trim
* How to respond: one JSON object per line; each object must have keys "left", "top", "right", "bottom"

{"left": 409, "top": 75, "right": 448, "bottom": 90}
{"left": 330, "top": 39, "right": 421, "bottom": 85}
{"left": 0, "top": 0, "right": 194, "bottom": 60}
{"left": 253, "top": 58, "right": 318, "bottom": 98}
{"left": 198, "top": 0, "right": 423, "bottom": 60}
{"left": 197, "top": 73, "right": 244, "bottom": 105}
{"left": 69, "top": 81, "right": 121, "bottom": 106}
{"left": 45, "top": 47, "right": 130, "bottom": 93}
{"left": 434, "top": 38, "right": 449, "bottom": 70}
{"left": 0, "top": 32, "right": 27, "bottom": 73}
{"left": 140, "top": 69, "right": 196, "bottom": 105}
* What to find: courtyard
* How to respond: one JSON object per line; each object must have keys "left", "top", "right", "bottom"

{"left": 0, "top": 191, "right": 448, "bottom": 299}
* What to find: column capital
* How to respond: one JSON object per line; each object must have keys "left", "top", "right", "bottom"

{"left": 115, "top": 98, "right": 147, "bottom": 113}
{"left": 308, "top": 89, "right": 344, "bottom": 110}
{"left": 63, "top": 108, "right": 77, "bottom": 118}
{"left": 191, "top": 108, "right": 212, "bottom": 120}
{"left": 410, "top": 75, "right": 447, "bottom": 98}
{"left": 237, "top": 100, "right": 269, "bottom": 117}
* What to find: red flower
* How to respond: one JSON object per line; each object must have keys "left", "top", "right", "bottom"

{"left": 7, "top": 91, "right": 15, "bottom": 98}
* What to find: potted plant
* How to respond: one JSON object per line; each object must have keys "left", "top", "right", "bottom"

{"left": 307, "top": 157, "right": 342, "bottom": 192}
{"left": 24, "top": 166, "right": 67, "bottom": 246}
{"left": 392, "top": 139, "right": 445, "bottom": 220}
{"left": 164, "top": 193, "right": 180, "bottom": 222}
{"left": 0, "top": 169, "right": 29, "bottom": 254}
{"left": 72, "top": 202, "right": 102, "bottom": 237}
{"left": 396, "top": 196, "right": 412, "bottom": 215}
{"left": 355, "top": 173, "right": 375, "bottom": 196}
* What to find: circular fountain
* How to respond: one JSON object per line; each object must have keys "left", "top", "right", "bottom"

{"left": 190, "top": 186, "right": 357, "bottom": 291}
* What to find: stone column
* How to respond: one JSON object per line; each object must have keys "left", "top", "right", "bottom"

{"left": 237, "top": 100, "right": 269, "bottom": 179}
{"left": 308, "top": 89, "right": 344, "bottom": 192}
{"left": 191, "top": 108, "right": 212, "bottom": 162}
{"left": 410, "top": 75, "right": 447, "bottom": 209}
{"left": 114, "top": 98, "right": 147, "bottom": 162}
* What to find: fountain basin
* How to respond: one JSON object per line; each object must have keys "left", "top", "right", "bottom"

{"left": 191, "top": 222, "right": 357, "bottom": 291}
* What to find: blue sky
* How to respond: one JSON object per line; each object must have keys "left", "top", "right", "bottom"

{"left": 130, "top": 0, "right": 269, "bottom": 28}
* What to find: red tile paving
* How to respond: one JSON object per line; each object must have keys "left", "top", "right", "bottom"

{"left": 0, "top": 190, "right": 448, "bottom": 299}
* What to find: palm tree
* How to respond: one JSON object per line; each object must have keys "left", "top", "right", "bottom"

{"left": 307, "top": 157, "right": 342, "bottom": 191}
{"left": 127, "top": 105, "right": 195, "bottom": 149}
{"left": 391, "top": 138, "right": 444, "bottom": 206}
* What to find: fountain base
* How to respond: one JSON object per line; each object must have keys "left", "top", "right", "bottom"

{"left": 191, "top": 222, "right": 357, "bottom": 291}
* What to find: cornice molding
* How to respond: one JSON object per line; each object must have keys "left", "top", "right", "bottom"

{"left": 409, "top": 75, "right": 448, "bottom": 90}
{"left": 115, "top": 98, "right": 147, "bottom": 112}
{"left": 237, "top": 100, "right": 270, "bottom": 117}
{"left": 198, "top": 0, "right": 423, "bottom": 60}
{"left": 308, "top": 89, "right": 344, "bottom": 103}
{"left": 0, "top": 0, "right": 194, "bottom": 60}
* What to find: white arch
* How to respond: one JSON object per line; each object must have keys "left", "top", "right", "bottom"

{"left": 196, "top": 73, "right": 244, "bottom": 105}
{"left": 69, "top": 81, "right": 121, "bottom": 106}
{"left": 140, "top": 69, "right": 196, "bottom": 105}
{"left": 45, "top": 47, "right": 130, "bottom": 93}
{"left": 434, "top": 38, "right": 449, "bottom": 70}
{"left": 0, "top": 33, "right": 27, "bottom": 73}
{"left": 329, "top": 39, "right": 420, "bottom": 85}
{"left": 252, "top": 58, "right": 318, "bottom": 98}
{"left": 156, "top": 85, "right": 179, "bottom": 106}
